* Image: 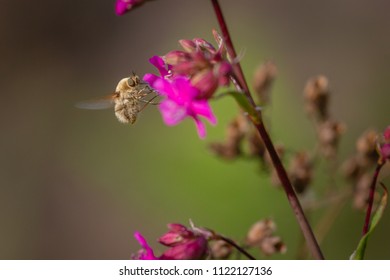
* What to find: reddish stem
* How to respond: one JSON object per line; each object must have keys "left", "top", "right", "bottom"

{"left": 362, "top": 163, "right": 384, "bottom": 235}
{"left": 211, "top": 0, "right": 254, "bottom": 106}
{"left": 211, "top": 0, "right": 324, "bottom": 260}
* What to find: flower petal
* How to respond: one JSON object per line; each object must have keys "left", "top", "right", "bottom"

{"left": 149, "top": 55, "right": 169, "bottom": 77}
{"left": 193, "top": 118, "right": 207, "bottom": 139}
{"left": 384, "top": 126, "right": 390, "bottom": 141}
{"left": 159, "top": 99, "right": 186, "bottom": 126}
{"left": 160, "top": 238, "right": 208, "bottom": 260}
{"left": 142, "top": 73, "right": 160, "bottom": 88}
{"left": 115, "top": 0, "right": 148, "bottom": 15}
{"left": 115, "top": 1, "right": 130, "bottom": 15}
{"left": 380, "top": 143, "right": 390, "bottom": 160}
{"left": 133, "top": 232, "right": 158, "bottom": 260}
{"left": 191, "top": 101, "right": 217, "bottom": 125}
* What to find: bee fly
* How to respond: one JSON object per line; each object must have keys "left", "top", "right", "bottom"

{"left": 76, "top": 74, "right": 158, "bottom": 124}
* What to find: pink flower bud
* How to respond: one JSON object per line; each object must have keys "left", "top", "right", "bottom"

{"left": 379, "top": 126, "right": 390, "bottom": 162}
{"left": 380, "top": 144, "right": 390, "bottom": 161}
{"left": 179, "top": 40, "right": 197, "bottom": 53}
{"left": 132, "top": 223, "right": 211, "bottom": 260}
{"left": 164, "top": 51, "right": 190, "bottom": 65}
{"left": 215, "top": 62, "right": 232, "bottom": 86}
{"left": 384, "top": 126, "right": 390, "bottom": 141}
{"left": 160, "top": 237, "right": 208, "bottom": 260}
{"left": 193, "top": 38, "right": 217, "bottom": 53}
{"left": 158, "top": 224, "right": 194, "bottom": 246}
{"left": 192, "top": 70, "right": 218, "bottom": 99}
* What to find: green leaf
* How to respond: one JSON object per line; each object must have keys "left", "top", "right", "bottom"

{"left": 350, "top": 183, "right": 388, "bottom": 260}
{"left": 225, "top": 90, "right": 262, "bottom": 124}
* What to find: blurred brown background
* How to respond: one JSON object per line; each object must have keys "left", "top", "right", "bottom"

{"left": 0, "top": 0, "right": 389, "bottom": 259}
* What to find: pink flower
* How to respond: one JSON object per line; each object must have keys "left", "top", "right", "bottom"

{"left": 132, "top": 232, "right": 158, "bottom": 260}
{"left": 379, "top": 126, "right": 390, "bottom": 162}
{"left": 147, "top": 56, "right": 171, "bottom": 82}
{"left": 380, "top": 144, "right": 390, "bottom": 161}
{"left": 384, "top": 126, "right": 390, "bottom": 141}
{"left": 159, "top": 224, "right": 209, "bottom": 260}
{"left": 115, "top": 0, "right": 147, "bottom": 15}
{"left": 132, "top": 223, "right": 210, "bottom": 260}
{"left": 144, "top": 68, "right": 217, "bottom": 139}
{"left": 164, "top": 38, "right": 232, "bottom": 99}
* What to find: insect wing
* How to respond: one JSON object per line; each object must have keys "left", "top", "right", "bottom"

{"left": 75, "top": 94, "right": 117, "bottom": 110}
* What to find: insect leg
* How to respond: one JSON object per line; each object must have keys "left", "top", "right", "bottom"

{"left": 139, "top": 95, "right": 160, "bottom": 112}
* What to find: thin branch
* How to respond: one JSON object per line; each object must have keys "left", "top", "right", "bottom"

{"left": 218, "top": 235, "right": 256, "bottom": 260}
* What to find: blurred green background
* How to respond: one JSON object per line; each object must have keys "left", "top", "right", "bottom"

{"left": 1, "top": 0, "right": 389, "bottom": 259}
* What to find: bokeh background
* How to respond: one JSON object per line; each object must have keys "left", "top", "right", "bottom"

{"left": 1, "top": 0, "right": 389, "bottom": 259}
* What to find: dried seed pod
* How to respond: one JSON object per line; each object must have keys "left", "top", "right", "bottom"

{"left": 353, "top": 172, "right": 372, "bottom": 210}
{"left": 259, "top": 236, "right": 287, "bottom": 256}
{"left": 252, "top": 61, "right": 277, "bottom": 105}
{"left": 304, "top": 75, "right": 329, "bottom": 120}
{"left": 246, "top": 219, "right": 286, "bottom": 256}
{"left": 210, "top": 240, "right": 233, "bottom": 259}
{"left": 356, "top": 129, "right": 379, "bottom": 167}
{"left": 341, "top": 156, "right": 362, "bottom": 182}
{"left": 246, "top": 219, "right": 276, "bottom": 246}
{"left": 317, "top": 120, "right": 345, "bottom": 159}
{"left": 248, "top": 130, "right": 266, "bottom": 158}
{"left": 209, "top": 115, "right": 248, "bottom": 160}
{"left": 288, "top": 152, "right": 313, "bottom": 194}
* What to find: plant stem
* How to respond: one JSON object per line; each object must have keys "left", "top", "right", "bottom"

{"left": 210, "top": 0, "right": 254, "bottom": 107}
{"left": 211, "top": 0, "right": 324, "bottom": 260}
{"left": 218, "top": 235, "right": 256, "bottom": 260}
{"left": 256, "top": 122, "right": 324, "bottom": 260}
{"left": 362, "top": 162, "right": 384, "bottom": 235}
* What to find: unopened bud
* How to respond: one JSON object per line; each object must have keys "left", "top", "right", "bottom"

{"left": 215, "top": 62, "right": 232, "bottom": 86}
{"left": 378, "top": 126, "right": 390, "bottom": 163}
{"left": 192, "top": 69, "right": 218, "bottom": 99}
{"left": 179, "top": 39, "right": 197, "bottom": 53}
{"left": 164, "top": 51, "right": 190, "bottom": 65}
{"left": 193, "top": 38, "right": 216, "bottom": 53}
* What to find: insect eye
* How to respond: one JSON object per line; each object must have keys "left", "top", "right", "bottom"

{"left": 127, "top": 77, "right": 135, "bottom": 87}
{"left": 134, "top": 75, "right": 140, "bottom": 83}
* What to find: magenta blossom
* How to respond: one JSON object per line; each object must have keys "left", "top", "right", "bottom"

{"left": 159, "top": 224, "right": 209, "bottom": 260}
{"left": 144, "top": 62, "right": 217, "bottom": 138}
{"left": 132, "top": 232, "right": 158, "bottom": 260}
{"left": 164, "top": 38, "right": 232, "bottom": 99}
{"left": 132, "top": 223, "right": 210, "bottom": 260}
{"left": 115, "top": 0, "right": 148, "bottom": 15}
{"left": 379, "top": 126, "right": 390, "bottom": 162}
